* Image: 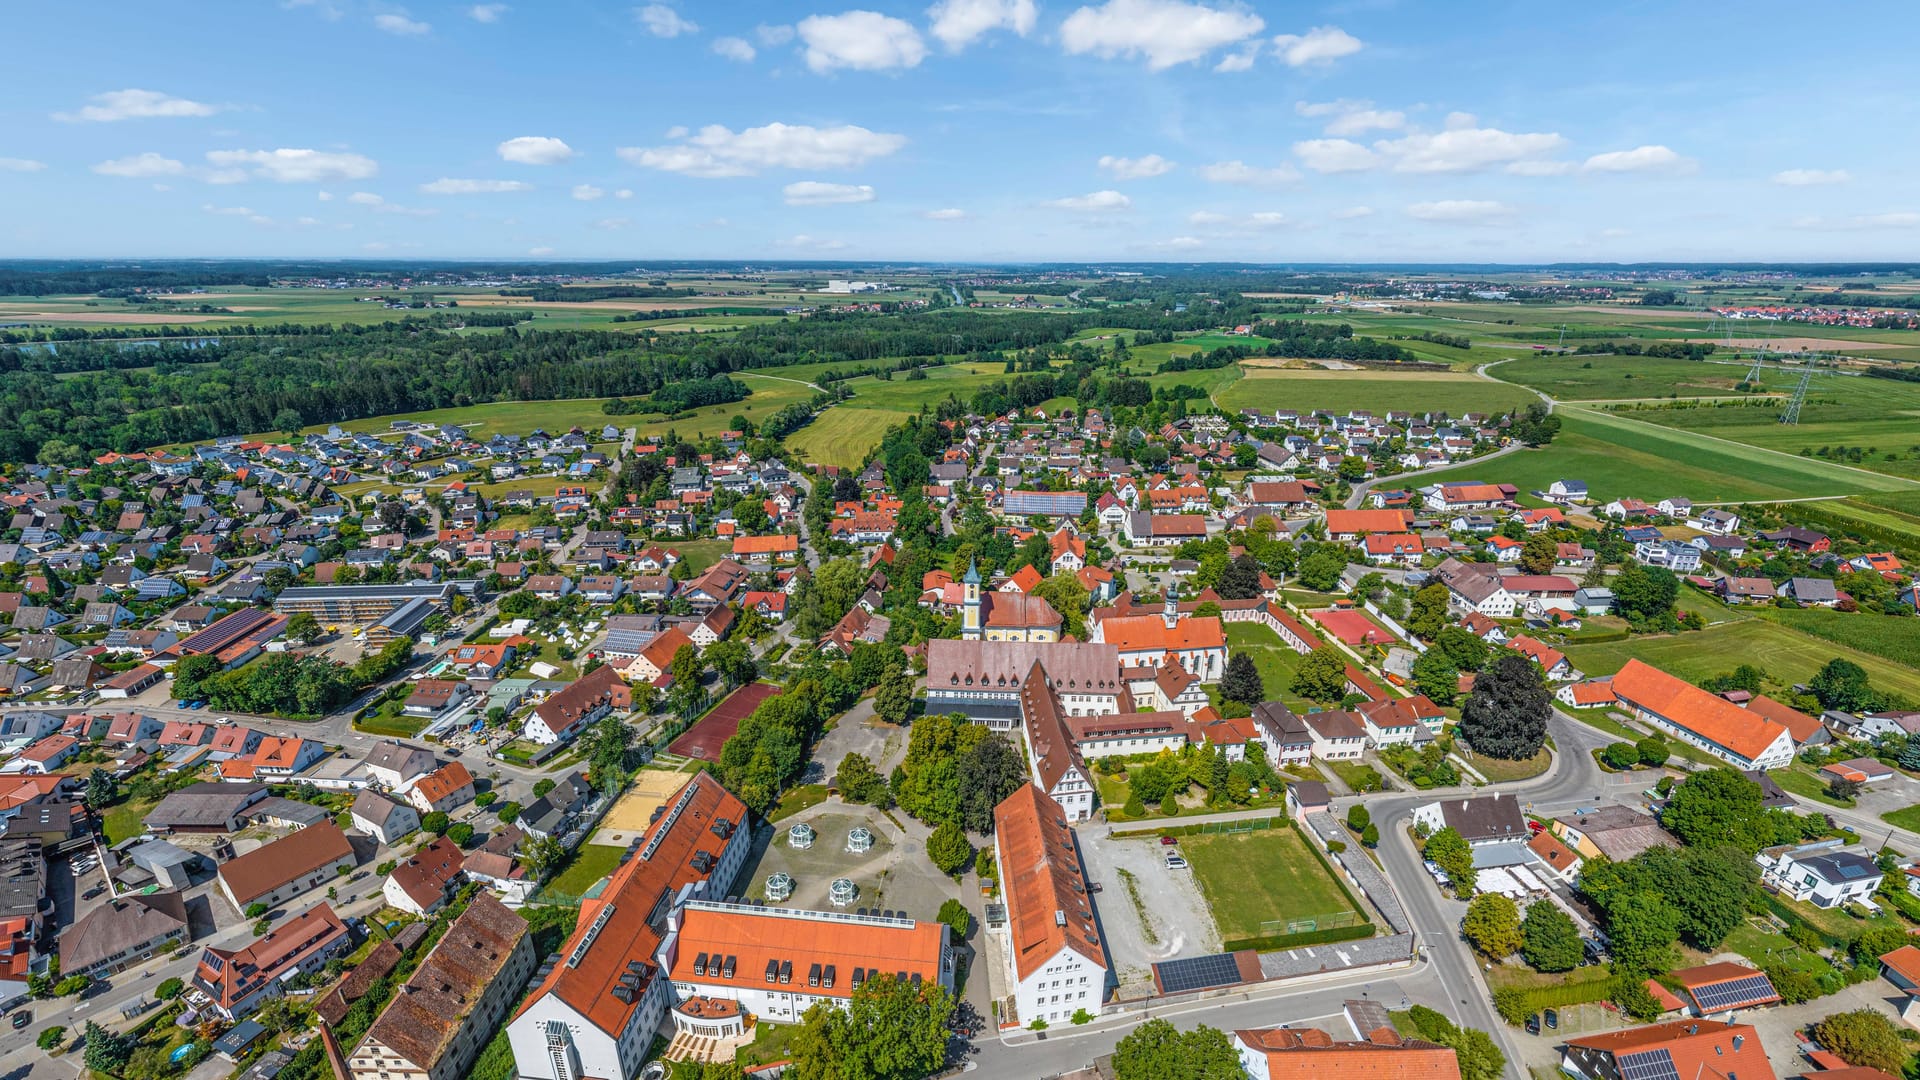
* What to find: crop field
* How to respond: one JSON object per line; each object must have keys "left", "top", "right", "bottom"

{"left": 787, "top": 405, "right": 912, "bottom": 468}
{"left": 1753, "top": 607, "right": 1920, "bottom": 669}
{"left": 1215, "top": 368, "right": 1538, "bottom": 416}
{"left": 1561, "top": 617, "right": 1920, "bottom": 705}
{"left": 1614, "top": 376, "right": 1920, "bottom": 481}
{"left": 1417, "top": 408, "right": 1918, "bottom": 502}
{"left": 1180, "top": 827, "right": 1361, "bottom": 944}
{"left": 1488, "top": 353, "right": 1774, "bottom": 400}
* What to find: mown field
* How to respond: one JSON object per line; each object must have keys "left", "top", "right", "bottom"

{"left": 1181, "top": 828, "right": 1361, "bottom": 943}
{"left": 787, "top": 405, "right": 913, "bottom": 468}
{"left": 1215, "top": 369, "right": 1539, "bottom": 416}
{"left": 1562, "top": 617, "right": 1920, "bottom": 705}
{"left": 1489, "top": 353, "right": 1770, "bottom": 400}
{"left": 1617, "top": 375, "right": 1920, "bottom": 482}
{"left": 1753, "top": 607, "right": 1920, "bottom": 668}
{"left": 1417, "top": 407, "right": 1918, "bottom": 502}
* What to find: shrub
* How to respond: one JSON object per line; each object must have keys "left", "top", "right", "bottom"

{"left": 927, "top": 821, "right": 972, "bottom": 876}
{"left": 1362, "top": 823, "right": 1379, "bottom": 848}
{"left": 244, "top": 902, "right": 268, "bottom": 918}
{"left": 1124, "top": 791, "right": 1146, "bottom": 818}
{"left": 1158, "top": 791, "right": 1178, "bottom": 817}
{"left": 1346, "top": 805, "right": 1370, "bottom": 832}
{"left": 475, "top": 791, "right": 498, "bottom": 807}
{"left": 53, "top": 975, "right": 90, "bottom": 997}
{"left": 155, "top": 977, "right": 183, "bottom": 1000}
{"left": 422, "top": 811, "right": 450, "bottom": 834}
{"left": 1602, "top": 742, "right": 1640, "bottom": 770}
{"left": 37, "top": 1026, "right": 65, "bottom": 1051}
{"left": 937, "top": 898, "right": 972, "bottom": 940}
{"left": 1029, "top": 1018, "right": 1048, "bottom": 1031}
{"left": 1071, "top": 1008, "right": 1094, "bottom": 1025}
{"left": 1635, "top": 737, "right": 1669, "bottom": 767}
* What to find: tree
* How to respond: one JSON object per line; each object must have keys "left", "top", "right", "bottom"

{"left": 835, "top": 752, "right": 891, "bottom": 806}
{"left": 495, "top": 800, "right": 522, "bottom": 824}
{"left": 1810, "top": 658, "right": 1882, "bottom": 712}
{"left": 83, "top": 767, "right": 117, "bottom": 810}
{"left": 956, "top": 735, "right": 1027, "bottom": 834}
{"left": 1611, "top": 976, "right": 1664, "bottom": 1022}
{"left": 1216, "top": 554, "right": 1265, "bottom": 600}
{"left": 1604, "top": 891, "right": 1680, "bottom": 976}
{"left": 1462, "top": 893, "right": 1523, "bottom": 958}
{"left": 1111, "top": 1018, "right": 1244, "bottom": 1080}
{"left": 1603, "top": 741, "right": 1640, "bottom": 769}
{"left": 1124, "top": 790, "right": 1146, "bottom": 817}
{"left": 1613, "top": 562, "right": 1680, "bottom": 622}
{"left": 1296, "top": 548, "right": 1347, "bottom": 592}
{"left": 285, "top": 610, "right": 322, "bottom": 642}
{"left": 1346, "top": 805, "right": 1370, "bottom": 832}
{"left": 37, "top": 1026, "right": 65, "bottom": 1051}
{"left": 1159, "top": 790, "right": 1179, "bottom": 817}
{"left": 532, "top": 778, "right": 556, "bottom": 800}
{"left": 927, "top": 821, "right": 971, "bottom": 876}
{"left": 1425, "top": 827, "right": 1477, "bottom": 898}
{"left": 83, "top": 1022, "right": 134, "bottom": 1074}
{"left": 1408, "top": 583, "right": 1451, "bottom": 641}
{"left": 1635, "top": 737, "right": 1669, "bottom": 767}
{"left": 874, "top": 668, "right": 916, "bottom": 726}
{"left": 447, "top": 822, "right": 475, "bottom": 845}
{"left": 1432, "top": 626, "right": 1491, "bottom": 673}
{"left": 1521, "top": 902, "right": 1582, "bottom": 972}
{"left": 1291, "top": 646, "right": 1349, "bottom": 703}
{"left": 1031, "top": 572, "right": 1092, "bottom": 638}
{"left": 936, "top": 898, "right": 972, "bottom": 940}
{"left": 524, "top": 836, "right": 566, "bottom": 879}
{"left": 1219, "top": 653, "right": 1264, "bottom": 705}
{"left": 1361, "top": 823, "right": 1379, "bottom": 847}
{"left": 705, "top": 638, "right": 757, "bottom": 686}
{"left": 786, "top": 974, "right": 954, "bottom": 1080}
{"left": 670, "top": 643, "right": 702, "bottom": 695}
{"left": 1411, "top": 649, "right": 1461, "bottom": 706}
{"left": 422, "top": 810, "right": 450, "bottom": 835}
{"left": 1811, "top": 1010, "right": 1909, "bottom": 1075}
{"left": 1457, "top": 654, "right": 1550, "bottom": 760}
{"left": 1660, "top": 768, "right": 1772, "bottom": 853}
{"left": 582, "top": 714, "right": 634, "bottom": 793}
{"left": 1519, "top": 532, "right": 1558, "bottom": 574}
{"left": 273, "top": 407, "right": 305, "bottom": 438}
{"left": 1402, "top": 1007, "right": 1506, "bottom": 1080}
{"left": 245, "top": 902, "right": 269, "bottom": 918}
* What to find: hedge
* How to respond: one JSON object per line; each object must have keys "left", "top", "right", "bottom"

{"left": 1222, "top": 922, "right": 1374, "bottom": 953}
{"left": 1491, "top": 972, "right": 1616, "bottom": 1023}
{"left": 1758, "top": 892, "right": 1848, "bottom": 949}
{"left": 1112, "top": 815, "right": 1282, "bottom": 840}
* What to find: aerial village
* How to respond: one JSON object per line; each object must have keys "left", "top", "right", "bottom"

{"left": 0, "top": 391, "right": 1915, "bottom": 1080}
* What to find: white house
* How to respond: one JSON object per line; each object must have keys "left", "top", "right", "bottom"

{"left": 1610, "top": 660, "right": 1794, "bottom": 770}
{"left": 993, "top": 785, "right": 1108, "bottom": 1028}
{"left": 1756, "top": 843, "right": 1884, "bottom": 909}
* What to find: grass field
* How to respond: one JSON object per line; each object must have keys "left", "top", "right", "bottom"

{"left": 1613, "top": 374, "right": 1920, "bottom": 481}
{"left": 1418, "top": 408, "right": 1918, "bottom": 502}
{"left": 542, "top": 838, "right": 624, "bottom": 900}
{"left": 1561, "top": 617, "right": 1920, "bottom": 705}
{"left": 672, "top": 538, "right": 735, "bottom": 574}
{"left": 1883, "top": 804, "right": 1920, "bottom": 832}
{"left": 787, "top": 405, "right": 913, "bottom": 468}
{"left": 1180, "top": 827, "right": 1359, "bottom": 941}
{"left": 1216, "top": 369, "right": 1538, "bottom": 416}
{"left": 1490, "top": 353, "right": 1769, "bottom": 400}
{"left": 1753, "top": 607, "right": 1920, "bottom": 669}
{"left": 1224, "top": 622, "right": 1312, "bottom": 710}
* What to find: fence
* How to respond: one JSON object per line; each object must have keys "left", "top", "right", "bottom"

{"left": 1112, "top": 813, "right": 1283, "bottom": 840}
{"left": 1222, "top": 921, "right": 1372, "bottom": 953}
{"left": 1362, "top": 598, "right": 1423, "bottom": 654}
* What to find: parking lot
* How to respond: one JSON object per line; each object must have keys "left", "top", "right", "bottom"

{"left": 1073, "top": 826, "right": 1221, "bottom": 997}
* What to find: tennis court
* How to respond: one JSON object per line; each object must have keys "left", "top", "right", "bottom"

{"left": 1310, "top": 607, "right": 1396, "bottom": 647}
{"left": 668, "top": 682, "right": 781, "bottom": 762}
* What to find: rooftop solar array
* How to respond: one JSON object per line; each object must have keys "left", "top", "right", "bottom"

{"left": 1153, "top": 953, "right": 1246, "bottom": 995}
{"left": 1690, "top": 973, "right": 1779, "bottom": 1012}
{"left": 1618, "top": 1048, "right": 1680, "bottom": 1080}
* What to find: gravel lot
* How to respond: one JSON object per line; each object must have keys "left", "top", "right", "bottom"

{"left": 1075, "top": 825, "right": 1221, "bottom": 996}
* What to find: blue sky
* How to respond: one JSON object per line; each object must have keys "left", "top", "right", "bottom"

{"left": 5, "top": 0, "right": 1919, "bottom": 263}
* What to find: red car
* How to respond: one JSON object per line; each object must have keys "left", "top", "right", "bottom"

{"left": 1159, "top": 836, "right": 1177, "bottom": 846}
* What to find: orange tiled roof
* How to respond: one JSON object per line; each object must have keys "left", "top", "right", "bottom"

{"left": 1610, "top": 660, "right": 1789, "bottom": 762}
{"left": 665, "top": 903, "right": 946, "bottom": 999}
{"left": 412, "top": 762, "right": 473, "bottom": 805}
{"left": 993, "top": 784, "right": 1106, "bottom": 982}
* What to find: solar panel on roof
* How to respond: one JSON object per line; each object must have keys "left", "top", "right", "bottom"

{"left": 1690, "top": 973, "right": 1778, "bottom": 1012}
{"left": 1152, "top": 953, "right": 1245, "bottom": 995}
{"left": 1618, "top": 1048, "right": 1680, "bottom": 1080}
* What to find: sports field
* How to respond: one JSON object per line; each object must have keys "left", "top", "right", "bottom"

{"left": 1180, "top": 826, "right": 1362, "bottom": 945}
{"left": 1561, "top": 618, "right": 1920, "bottom": 705}
{"left": 1215, "top": 369, "right": 1539, "bottom": 416}
{"left": 593, "top": 764, "right": 703, "bottom": 847}
{"left": 669, "top": 682, "right": 781, "bottom": 762}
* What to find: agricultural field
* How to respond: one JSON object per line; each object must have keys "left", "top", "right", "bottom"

{"left": 1752, "top": 607, "right": 1920, "bottom": 669}
{"left": 1216, "top": 368, "right": 1539, "bottom": 417}
{"left": 1417, "top": 408, "right": 1919, "bottom": 502}
{"left": 1561, "top": 617, "right": 1920, "bottom": 705}
{"left": 1180, "top": 826, "right": 1363, "bottom": 945}
{"left": 786, "top": 406, "right": 912, "bottom": 469}
{"left": 1616, "top": 375, "right": 1920, "bottom": 482}
{"left": 1488, "top": 353, "right": 1769, "bottom": 400}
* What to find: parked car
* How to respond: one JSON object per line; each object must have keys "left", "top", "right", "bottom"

{"left": 1159, "top": 836, "right": 1178, "bottom": 846}
{"left": 12, "top": 1010, "right": 30, "bottom": 1029}
{"left": 82, "top": 886, "right": 105, "bottom": 901}
{"left": 1525, "top": 1014, "right": 1540, "bottom": 1036}
{"left": 1164, "top": 853, "right": 1188, "bottom": 870}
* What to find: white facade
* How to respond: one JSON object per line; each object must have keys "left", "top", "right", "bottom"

{"left": 1756, "top": 846, "right": 1884, "bottom": 909}
{"left": 1013, "top": 943, "right": 1103, "bottom": 1028}
{"left": 507, "top": 988, "right": 663, "bottom": 1080}
{"left": 1044, "top": 761, "right": 1095, "bottom": 823}
{"left": 1623, "top": 701, "right": 1794, "bottom": 771}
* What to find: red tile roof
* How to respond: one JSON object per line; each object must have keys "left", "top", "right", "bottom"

{"left": 1233, "top": 1028, "right": 1461, "bottom": 1080}
{"left": 1564, "top": 1019, "right": 1775, "bottom": 1080}
{"left": 994, "top": 784, "right": 1105, "bottom": 982}
{"left": 1611, "top": 660, "right": 1790, "bottom": 763}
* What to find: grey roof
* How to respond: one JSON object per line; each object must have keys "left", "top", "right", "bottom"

{"left": 126, "top": 839, "right": 199, "bottom": 873}
{"left": 1431, "top": 793, "right": 1527, "bottom": 844}
{"left": 250, "top": 796, "right": 330, "bottom": 828}
{"left": 145, "top": 782, "right": 269, "bottom": 828}
{"left": 57, "top": 891, "right": 189, "bottom": 973}
{"left": 1797, "top": 850, "right": 1881, "bottom": 884}
{"left": 926, "top": 639, "right": 1123, "bottom": 696}
{"left": 362, "top": 740, "right": 437, "bottom": 779}
{"left": 0, "top": 838, "right": 44, "bottom": 918}
{"left": 352, "top": 789, "right": 413, "bottom": 827}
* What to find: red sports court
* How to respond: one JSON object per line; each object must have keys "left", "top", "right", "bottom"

{"left": 1311, "top": 607, "right": 1395, "bottom": 647}
{"left": 668, "top": 682, "right": 780, "bottom": 762}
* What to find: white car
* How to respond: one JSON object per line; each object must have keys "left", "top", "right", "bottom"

{"left": 1164, "top": 854, "right": 1188, "bottom": 870}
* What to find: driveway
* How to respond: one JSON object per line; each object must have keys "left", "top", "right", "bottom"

{"left": 807, "top": 695, "right": 908, "bottom": 783}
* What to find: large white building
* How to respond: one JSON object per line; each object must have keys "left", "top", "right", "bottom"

{"left": 506, "top": 774, "right": 750, "bottom": 1080}
{"left": 923, "top": 639, "right": 1125, "bottom": 730}
{"left": 992, "top": 784, "right": 1109, "bottom": 1027}
{"left": 1018, "top": 666, "right": 1097, "bottom": 822}
{"left": 1609, "top": 660, "right": 1794, "bottom": 770}
{"left": 1087, "top": 598, "right": 1226, "bottom": 682}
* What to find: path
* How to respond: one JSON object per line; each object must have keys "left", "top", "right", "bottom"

{"left": 737, "top": 371, "right": 824, "bottom": 393}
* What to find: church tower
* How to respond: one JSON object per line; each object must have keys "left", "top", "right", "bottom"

{"left": 1162, "top": 590, "right": 1178, "bottom": 629}
{"left": 961, "top": 558, "right": 983, "bottom": 639}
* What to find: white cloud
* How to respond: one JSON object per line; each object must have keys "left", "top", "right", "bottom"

{"left": 202, "top": 203, "right": 273, "bottom": 225}
{"left": 1269, "top": 25, "right": 1361, "bottom": 66}
{"left": 784, "top": 180, "right": 877, "bottom": 205}
{"left": 468, "top": 4, "right": 507, "bottom": 22}
{"left": 1097, "top": 153, "right": 1176, "bottom": 179}
{"left": 529, "top": 246, "right": 556, "bottom": 255}
{"left": 927, "top": 0, "right": 1037, "bottom": 51}
{"left": 1046, "top": 189, "right": 1131, "bottom": 211}
{"left": 1165, "top": 236, "right": 1204, "bottom": 248}
{"left": 296, "top": 216, "right": 322, "bottom": 226}
{"left": 374, "top": 12, "right": 430, "bottom": 35}
{"left": 1792, "top": 212, "right": 1920, "bottom": 231}
{"left": 1504, "top": 160, "right": 1574, "bottom": 176}
{"left": 1331, "top": 205, "right": 1373, "bottom": 219}
{"left": 345, "top": 191, "right": 436, "bottom": 216}
{"left": 1213, "top": 45, "right": 1259, "bottom": 72}
{"left": 1186, "top": 210, "right": 1229, "bottom": 226}
{"left": 1372, "top": 124, "right": 1566, "bottom": 173}
{"left": 797, "top": 11, "right": 927, "bottom": 73}
{"left": 593, "top": 217, "right": 632, "bottom": 230}
{"left": 1773, "top": 168, "right": 1849, "bottom": 187}
{"left": 635, "top": 4, "right": 697, "bottom": 37}
{"left": 419, "top": 177, "right": 532, "bottom": 194}
{"left": 54, "top": 88, "right": 222, "bottom": 123}
{"left": 618, "top": 122, "right": 907, "bottom": 177}
{"left": 1291, "top": 139, "right": 1376, "bottom": 174}
{"left": 757, "top": 24, "right": 795, "bottom": 46}
{"left": 664, "top": 125, "right": 689, "bottom": 139}
{"left": 1295, "top": 99, "right": 1403, "bottom": 136}
{"left": 779, "top": 234, "right": 849, "bottom": 250}
{"left": 1185, "top": 209, "right": 1287, "bottom": 229}
{"left": 497, "top": 136, "right": 574, "bottom": 165}
{"left": 317, "top": 191, "right": 335, "bottom": 201}
{"left": 712, "top": 36, "right": 757, "bottom": 61}
{"left": 204, "top": 148, "right": 377, "bottom": 183}
{"left": 0, "top": 158, "right": 46, "bottom": 172}
{"left": 615, "top": 189, "right": 634, "bottom": 198}
{"left": 1246, "top": 211, "right": 1289, "bottom": 227}
{"left": 923, "top": 207, "right": 967, "bottom": 220}
{"left": 572, "top": 184, "right": 605, "bottom": 201}
{"left": 348, "top": 191, "right": 384, "bottom": 205}
{"left": 1059, "top": 0, "right": 1264, "bottom": 71}
{"left": 1581, "top": 145, "right": 1688, "bottom": 173}
{"left": 1406, "top": 199, "right": 1513, "bottom": 223}
{"left": 91, "top": 153, "right": 187, "bottom": 178}
{"left": 1196, "top": 160, "right": 1299, "bottom": 185}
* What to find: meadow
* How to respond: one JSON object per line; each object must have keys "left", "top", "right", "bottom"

{"left": 1215, "top": 368, "right": 1539, "bottom": 416}
{"left": 1180, "top": 828, "right": 1363, "bottom": 946}
{"left": 1614, "top": 375, "right": 1920, "bottom": 482}
{"left": 1561, "top": 617, "right": 1920, "bottom": 704}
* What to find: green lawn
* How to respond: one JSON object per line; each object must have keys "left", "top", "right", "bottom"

{"left": 787, "top": 405, "right": 912, "bottom": 468}
{"left": 1468, "top": 748, "right": 1552, "bottom": 783}
{"left": 1491, "top": 353, "right": 1764, "bottom": 400}
{"left": 1561, "top": 615, "right": 1920, "bottom": 705}
{"left": 1753, "top": 607, "right": 1920, "bottom": 670}
{"left": 101, "top": 799, "right": 156, "bottom": 844}
{"left": 1326, "top": 759, "right": 1386, "bottom": 793}
{"left": 1224, "top": 622, "right": 1312, "bottom": 710}
{"left": 673, "top": 538, "right": 735, "bottom": 574}
{"left": 542, "top": 840, "right": 624, "bottom": 900}
{"left": 356, "top": 701, "right": 429, "bottom": 738}
{"left": 1882, "top": 804, "right": 1920, "bottom": 832}
{"left": 1216, "top": 369, "right": 1538, "bottom": 416}
{"left": 1180, "top": 827, "right": 1362, "bottom": 942}
{"left": 1769, "top": 764, "right": 1855, "bottom": 808}
{"left": 769, "top": 784, "right": 828, "bottom": 822}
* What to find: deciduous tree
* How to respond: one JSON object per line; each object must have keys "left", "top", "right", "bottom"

{"left": 1457, "top": 654, "right": 1550, "bottom": 760}
{"left": 1521, "top": 902, "right": 1582, "bottom": 972}
{"left": 1462, "top": 893, "right": 1522, "bottom": 958}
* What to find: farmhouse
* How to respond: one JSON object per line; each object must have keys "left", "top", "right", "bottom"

{"left": 1609, "top": 660, "right": 1793, "bottom": 770}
